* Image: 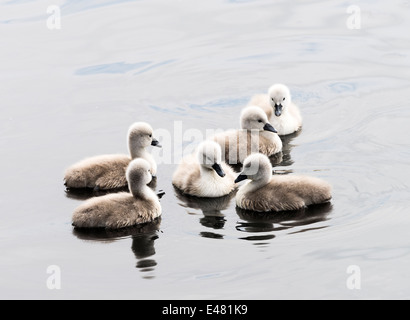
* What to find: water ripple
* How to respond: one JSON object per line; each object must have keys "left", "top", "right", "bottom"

{"left": 328, "top": 82, "right": 357, "bottom": 93}
{"left": 61, "top": 0, "right": 137, "bottom": 14}
{"left": 188, "top": 97, "right": 249, "bottom": 112}
{"left": 75, "top": 61, "right": 151, "bottom": 75}
{"left": 309, "top": 246, "right": 410, "bottom": 262}
{"left": 133, "top": 59, "right": 177, "bottom": 75}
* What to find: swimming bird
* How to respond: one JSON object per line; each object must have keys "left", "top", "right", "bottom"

{"left": 64, "top": 122, "right": 161, "bottom": 191}
{"left": 248, "top": 84, "right": 302, "bottom": 136}
{"left": 235, "top": 153, "right": 332, "bottom": 212}
{"left": 172, "top": 141, "right": 236, "bottom": 198}
{"left": 72, "top": 159, "right": 162, "bottom": 229}
{"left": 212, "top": 106, "right": 282, "bottom": 165}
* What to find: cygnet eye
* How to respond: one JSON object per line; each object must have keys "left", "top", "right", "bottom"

{"left": 271, "top": 98, "right": 274, "bottom": 101}
{"left": 257, "top": 119, "right": 263, "bottom": 123}
{"left": 149, "top": 134, "right": 152, "bottom": 138}
{"left": 283, "top": 97, "right": 286, "bottom": 101}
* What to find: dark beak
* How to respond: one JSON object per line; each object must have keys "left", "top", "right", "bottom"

{"left": 212, "top": 163, "right": 226, "bottom": 178}
{"left": 151, "top": 138, "right": 162, "bottom": 148}
{"left": 235, "top": 174, "right": 248, "bottom": 183}
{"left": 275, "top": 104, "right": 283, "bottom": 117}
{"left": 263, "top": 123, "right": 278, "bottom": 133}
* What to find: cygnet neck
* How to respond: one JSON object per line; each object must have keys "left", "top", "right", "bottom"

{"left": 129, "top": 142, "right": 149, "bottom": 159}
{"left": 248, "top": 169, "right": 272, "bottom": 191}
{"left": 129, "top": 180, "right": 154, "bottom": 199}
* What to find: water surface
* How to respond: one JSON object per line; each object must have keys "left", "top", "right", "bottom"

{"left": 1, "top": 0, "right": 410, "bottom": 299}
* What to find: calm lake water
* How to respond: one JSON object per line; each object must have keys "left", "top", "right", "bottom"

{"left": 1, "top": 0, "right": 410, "bottom": 300}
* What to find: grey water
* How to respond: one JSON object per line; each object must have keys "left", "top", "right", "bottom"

{"left": 1, "top": 0, "right": 410, "bottom": 299}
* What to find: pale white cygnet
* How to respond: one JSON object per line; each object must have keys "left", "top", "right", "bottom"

{"left": 72, "top": 159, "right": 162, "bottom": 229}
{"left": 64, "top": 122, "right": 161, "bottom": 190}
{"left": 172, "top": 141, "right": 236, "bottom": 198}
{"left": 248, "top": 84, "right": 302, "bottom": 136}
{"left": 212, "top": 106, "right": 282, "bottom": 165}
{"left": 235, "top": 154, "right": 332, "bottom": 212}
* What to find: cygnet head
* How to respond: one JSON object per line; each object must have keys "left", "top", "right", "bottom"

{"left": 197, "top": 141, "right": 226, "bottom": 178}
{"left": 235, "top": 153, "right": 272, "bottom": 184}
{"left": 126, "top": 158, "right": 153, "bottom": 197}
{"left": 240, "top": 106, "right": 277, "bottom": 133}
{"left": 268, "top": 84, "right": 291, "bottom": 117}
{"left": 128, "top": 122, "right": 161, "bottom": 157}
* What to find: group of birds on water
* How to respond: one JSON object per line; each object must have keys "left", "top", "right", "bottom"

{"left": 65, "top": 84, "right": 332, "bottom": 230}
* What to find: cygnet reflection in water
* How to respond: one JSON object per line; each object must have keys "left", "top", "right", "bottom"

{"left": 277, "top": 129, "right": 302, "bottom": 168}
{"left": 174, "top": 187, "right": 236, "bottom": 239}
{"left": 236, "top": 202, "right": 333, "bottom": 242}
{"left": 73, "top": 218, "right": 161, "bottom": 277}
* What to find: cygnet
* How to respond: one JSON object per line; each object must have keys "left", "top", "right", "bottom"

{"left": 248, "top": 84, "right": 302, "bottom": 135}
{"left": 172, "top": 141, "right": 236, "bottom": 198}
{"left": 64, "top": 122, "right": 161, "bottom": 191}
{"left": 235, "top": 153, "right": 332, "bottom": 212}
{"left": 72, "top": 158, "right": 162, "bottom": 229}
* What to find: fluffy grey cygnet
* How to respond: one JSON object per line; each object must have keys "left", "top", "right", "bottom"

{"left": 64, "top": 122, "right": 161, "bottom": 190}
{"left": 212, "top": 106, "right": 282, "bottom": 165}
{"left": 72, "top": 159, "right": 162, "bottom": 229}
{"left": 235, "top": 154, "right": 332, "bottom": 212}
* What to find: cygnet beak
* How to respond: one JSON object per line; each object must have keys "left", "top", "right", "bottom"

{"left": 212, "top": 163, "right": 226, "bottom": 178}
{"left": 151, "top": 138, "right": 162, "bottom": 148}
{"left": 263, "top": 123, "right": 278, "bottom": 133}
{"left": 274, "top": 104, "right": 283, "bottom": 117}
{"left": 235, "top": 174, "right": 248, "bottom": 183}
{"left": 157, "top": 190, "right": 166, "bottom": 199}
